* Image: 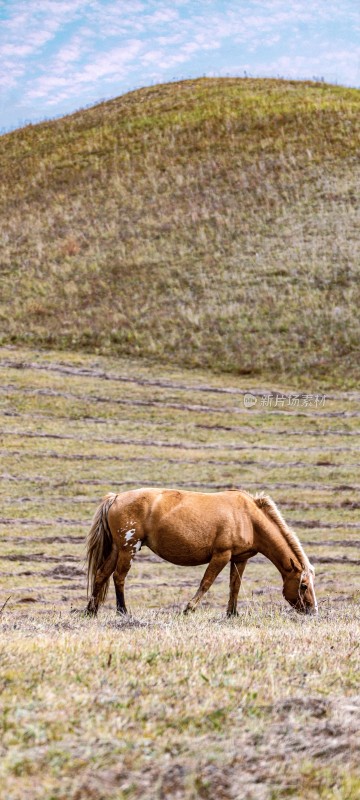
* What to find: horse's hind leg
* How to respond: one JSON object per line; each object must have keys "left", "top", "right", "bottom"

{"left": 184, "top": 550, "right": 231, "bottom": 614}
{"left": 227, "top": 559, "right": 247, "bottom": 617}
{"left": 86, "top": 543, "right": 118, "bottom": 615}
{"left": 113, "top": 550, "right": 133, "bottom": 614}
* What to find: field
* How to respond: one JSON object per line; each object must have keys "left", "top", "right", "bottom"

{"left": 1, "top": 345, "right": 359, "bottom": 799}
{"left": 1, "top": 78, "right": 360, "bottom": 384}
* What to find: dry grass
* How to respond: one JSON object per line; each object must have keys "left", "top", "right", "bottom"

{"left": 1, "top": 607, "right": 360, "bottom": 800}
{"left": 1, "top": 78, "right": 360, "bottom": 384}
{"left": 0, "top": 346, "right": 360, "bottom": 798}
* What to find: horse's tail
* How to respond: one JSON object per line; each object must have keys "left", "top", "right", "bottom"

{"left": 86, "top": 493, "right": 117, "bottom": 605}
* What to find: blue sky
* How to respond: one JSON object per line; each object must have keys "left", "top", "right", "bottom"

{"left": 1, "top": 0, "right": 359, "bottom": 132}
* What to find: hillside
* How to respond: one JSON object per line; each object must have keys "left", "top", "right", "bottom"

{"left": 1, "top": 77, "right": 359, "bottom": 384}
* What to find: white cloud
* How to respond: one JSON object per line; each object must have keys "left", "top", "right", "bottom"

{"left": 251, "top": 47, "right": 360, "bottom": 85}
{"left": 76, "top": 40, "right": 143, "bottom": 82}
{"left": 146, "top": 8, "right": 180, "bottom": 23}
{"left": 53, "top": 39, "right": 87, "bottom": 68}
{"left": 25, "top": 39, "right": 144, "bottom": 102}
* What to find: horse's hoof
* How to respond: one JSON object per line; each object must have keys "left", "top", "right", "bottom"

{"left": 116, "top": 608, "right": 128, "bottom": 616}
{"left": 71, "top": 608, "right": 96, "bottom": 618}
{"left": 83, "top": 607, "right": 97, "bottom": 617}
{"left": 183, "top": 605, "right": 195, "bottom": 615}
{"left": 226, "top": 610, "right": 239, "bottom": 618}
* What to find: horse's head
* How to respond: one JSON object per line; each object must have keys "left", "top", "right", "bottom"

{"left": 282, "top": 558, "right": 318, "bottom": 614}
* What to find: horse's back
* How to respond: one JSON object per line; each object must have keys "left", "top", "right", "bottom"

{"left": 110, "top": 487, "right": 241, "bottom": 522}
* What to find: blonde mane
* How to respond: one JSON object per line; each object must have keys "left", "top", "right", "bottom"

{"left": 253, "top": 493, "right": 313, "bottom": 572}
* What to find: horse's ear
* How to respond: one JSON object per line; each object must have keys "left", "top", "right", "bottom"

{"left": 290, "top": 558, "right": 300, "bottom": 572}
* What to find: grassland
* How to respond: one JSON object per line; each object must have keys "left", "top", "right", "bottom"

{"left": 1, "top": 78, "right": 360, "bottom": 383}
{"left": 1, "top": 346, "right": 359, "bottom": 799}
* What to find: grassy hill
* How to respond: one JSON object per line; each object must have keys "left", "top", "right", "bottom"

{"left": 1, "top": 77, "right": 359, "bottom": 385}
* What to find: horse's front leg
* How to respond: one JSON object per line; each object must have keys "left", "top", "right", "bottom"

{"left": 227, "top": 558, "right": 247, "bottom": 617}
{"left": 184, "top": 550, "right": 231, "bottom": 614}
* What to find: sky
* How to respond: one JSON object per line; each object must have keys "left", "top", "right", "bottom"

{"left": 0, "top": 0, "right": 359, "bottom": 132}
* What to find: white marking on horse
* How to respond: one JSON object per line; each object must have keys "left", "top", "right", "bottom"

{"left": 125, "top": 529, "right": 135, "bottom": 542}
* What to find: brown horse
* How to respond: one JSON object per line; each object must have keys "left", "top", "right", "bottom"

{"left": 85, "top": 488, "right": 318, "bottom": 617}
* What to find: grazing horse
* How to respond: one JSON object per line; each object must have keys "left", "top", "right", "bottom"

{"left": 85, "top": 488, "right": 318, "bottom": 617}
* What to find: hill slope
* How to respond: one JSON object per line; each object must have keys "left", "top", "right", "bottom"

{"left": 1, "top": 77, "right": 359, "bottom": 384}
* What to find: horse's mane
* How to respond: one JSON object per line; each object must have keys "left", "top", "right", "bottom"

{"left": 252, "top": 492, "right": 313, "bottom": 571}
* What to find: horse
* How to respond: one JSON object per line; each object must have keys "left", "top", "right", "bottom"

{"left": 85, "top": 488, "right": 318, "bottom": 617}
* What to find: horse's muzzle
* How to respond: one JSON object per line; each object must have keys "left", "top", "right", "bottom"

{"left": 304, "top": 603, "right": 318, "bottom": 615}
{"left": 292, "top": 600, "right": 318, "bottom": 615}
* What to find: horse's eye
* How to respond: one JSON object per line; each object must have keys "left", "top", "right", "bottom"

{"left": 300, "top": 583, "right": 307, "bottom": 591}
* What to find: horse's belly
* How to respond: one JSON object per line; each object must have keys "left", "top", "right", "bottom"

{"left": 152, "top": 547, "right": 210, "bottom": 567}
{"left": 145, "top": 527, "right": 212, "bottom": 566}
